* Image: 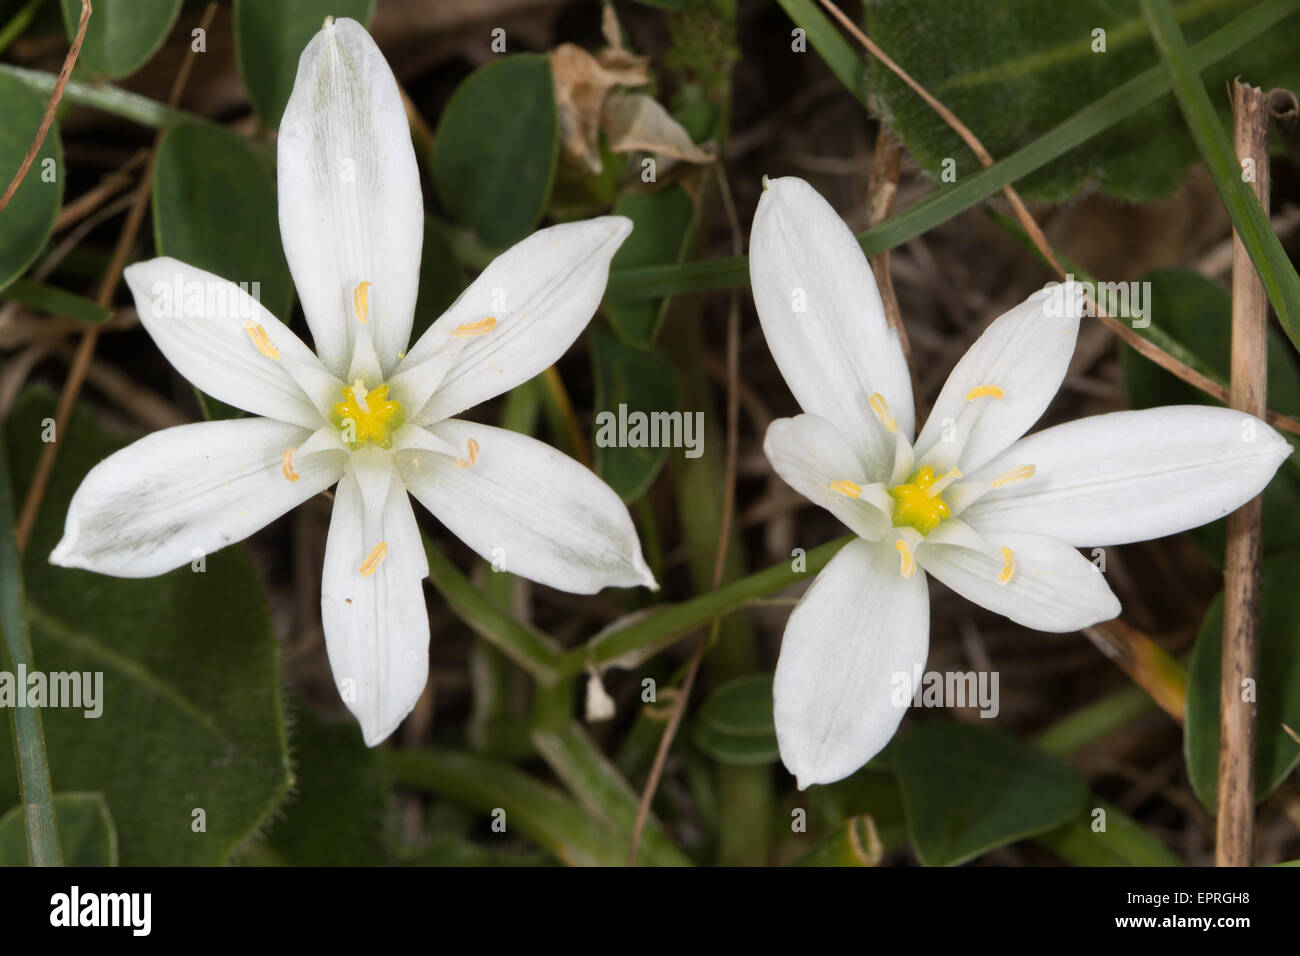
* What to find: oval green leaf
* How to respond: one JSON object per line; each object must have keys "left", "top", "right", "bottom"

{"left": 0, "top": 71, "right": 61, "bottom": 291}
{"left": 61, "top": 0, "right": 182, "bottom": 80}
{"left": 433, "top": 54, "right": 558, "bottom": 247}
{"left": 692, "top": 674, "right": 779, "bottom": 765}
{"left": 0, "top": 388, "right": 292, "bottom": 865}
{"left": 895, "top": 720, "right": 1087, "bottom": 866}
{"left": 152, "top": 122, "right": 295, "bottom": 323}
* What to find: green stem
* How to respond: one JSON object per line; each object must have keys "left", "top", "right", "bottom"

{"left": 0, "top": 64, "right": 198, "bottom": 130}
{"left": 0, "top": 432, "right": 61, "bottom": 866}
{"left": 559, "top": 536, "right": 852, "bottom": 677}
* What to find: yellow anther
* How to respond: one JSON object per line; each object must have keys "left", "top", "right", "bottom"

{"left": 330, "top": 382, "right": 405, "bottom": 450}
{"left": 353, "top": 281, "right": 371, "bottom": 323}
{"left": 242, "top": 321, "right": 280, "bottom": 360}
{"left": 451, "top": 317, "right": 498, "bottom": 337}
{"left": 453, "top": 438, "right": 480, "bottom": 470}
{"left": 281, "top": 447, "right": 299, "bottom": 482}
{"left": 829, "top": 479, "right": 862, "bottom": 498}
{"left": 895, "top": 539, "right": 916, "bottom": 578}
{"left": 998, "top": 547, "right": 1016, "bottom": 585}
{"left": 965, "top": 384, "right": 1006, "bottom": 402}
{"left": 888, "top": 466, "right": 951, "bottom": 535}
{"left": 359, "top": 542, "right": 388, "bottom": 578}
{"left": 992, "top": 464, "right": 1036, "bottom": 488}
{"left": 868, "top": 393, "right": 898, "bottom": 434}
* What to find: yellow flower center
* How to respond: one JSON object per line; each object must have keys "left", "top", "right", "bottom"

{"left": 888, "top": 465, "right": 958, "bottom": 536}
{"left": 330, "top": 380, "right": 405, "bottom": 450}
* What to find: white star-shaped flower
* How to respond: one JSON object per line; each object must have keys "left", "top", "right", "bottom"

{"left": 750, "top": 176, "right": 1292, "bottom": 788}
{"left": 50, "top": 18, "right": 655, "bottom": 745}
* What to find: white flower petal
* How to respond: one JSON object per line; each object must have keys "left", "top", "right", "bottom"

{"left": 50, "top": 418, "right": 342, "bottom": 577}
{"left": 763, "top": 414, "right": 893, "bottom": 541}
{"left": 278, "top": 16, "right": 423, "bottom": 376}
{"left": 123, "top": 257, "right": 335, "bottom": 429}
{"left": 774, "top": 538, "right": 929, "bottom": 789}
{"left": 914, "top": 283, "right": 1081, "bottom": 473}
{"left": 749, "top": 176, "right": 913, "bottom": 470}
{"left": 396, "top": 419, "right": 655, "bottom": 593}
{"left": 397, "top": 216, "right": 632, "bottom": 425}
{"left": 916, "top": 531, "right": 1119, "bottom": 632}
{"left": 960, "top": 405, "right": 1294, "bottom": 547}
{"left": 321, "top": 460, "right": 430, "bottom": 746}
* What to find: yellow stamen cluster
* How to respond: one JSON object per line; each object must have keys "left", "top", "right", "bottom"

{"left": 888, "top": 465, "right": 955, "bottom": 535}
{"left": 330, "top": 380, "right": 405, "bottom": 450}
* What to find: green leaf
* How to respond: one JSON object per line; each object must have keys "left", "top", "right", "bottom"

{"left": 590, "top": 323, "right": 679, "bottom": 502}
{"left": 0, "top": 792, "right": 116, "bottom": 866}
{"left": 531, "top": 721, "right": 692, "bottom": 866}
{"left": 152, "top": 122, "right": 295, "bottom": 324}
{"left": 869, "top": 0, "right": 1300, "bottom": 203}
{"left": 692, "top": 673, "right": 779, "bottom": 765}
{"left": 410, "top": 217, "right": 466, "bottom": 344}
{"left": 1, "top": 388, "right": 292, "bottom": 865}
{"left": 0, "top": 71, "right": 61, "bottom": 292}
{"left": 60, "top": 0, "right": 181, "bottom": 80}
{"left": 1121, "top": 268, "right": 1300, "bottom": 560}
{"left": 258, "top": 705, "right": 391, "bottom": 865}
{"left": 433, "top": 54, "right": 558, "bottom": 247}
{"left": 1142, "top": 0, "right": 1300, "bottom": 350}
{"left": 0, "top": 425, "right": 60, "bottom": 865}
{"left": 895, "top": 721, "right": 1087, "bottom": 866}
{"left": 605, "top": 186, "right": 698, "bottom": 345}
{"left": 604, "top": 0, "right": 1299, "bottom": 302}
{"left": 1, "top": 279, "right": 112, "bottom": 323}
{"left": 233, "top": 0, "right": 375, "bottom": 127}
{"left": 383, "top": 748, "right": 644, "bottom": 867}
{"left": 1035, "top": 798, "right": 1184, "bottom": 866}
{"left": 1185, "top": 551, "right": 1300, "bottom": 810}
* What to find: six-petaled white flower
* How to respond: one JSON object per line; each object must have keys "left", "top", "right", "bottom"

{"left": 750, "top": 176, "right": 1293, "bottom": 789}
{"left": 50, "top": 18, "right": 655, "bottom": 745}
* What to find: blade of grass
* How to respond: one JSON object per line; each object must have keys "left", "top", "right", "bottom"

{"left": 530, "top": 720, "right": 692, "bottom": 866}
{"left": 2, "top": 279, "right": 112, "bottom": 324}
{"left": 604, "top": 0, "right": 1299, "bottom": 302}
{"left": 0, "top": 431, "right": 61, "bottom": 865}
{"left": 1143, "top": 0, "right": 1300, "bottom": 350}
{"left": 382, "top": 748, "right": 634, "bottom": 866}
{"left": 421, "top": 533, "right": 563, "bottom": 683}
